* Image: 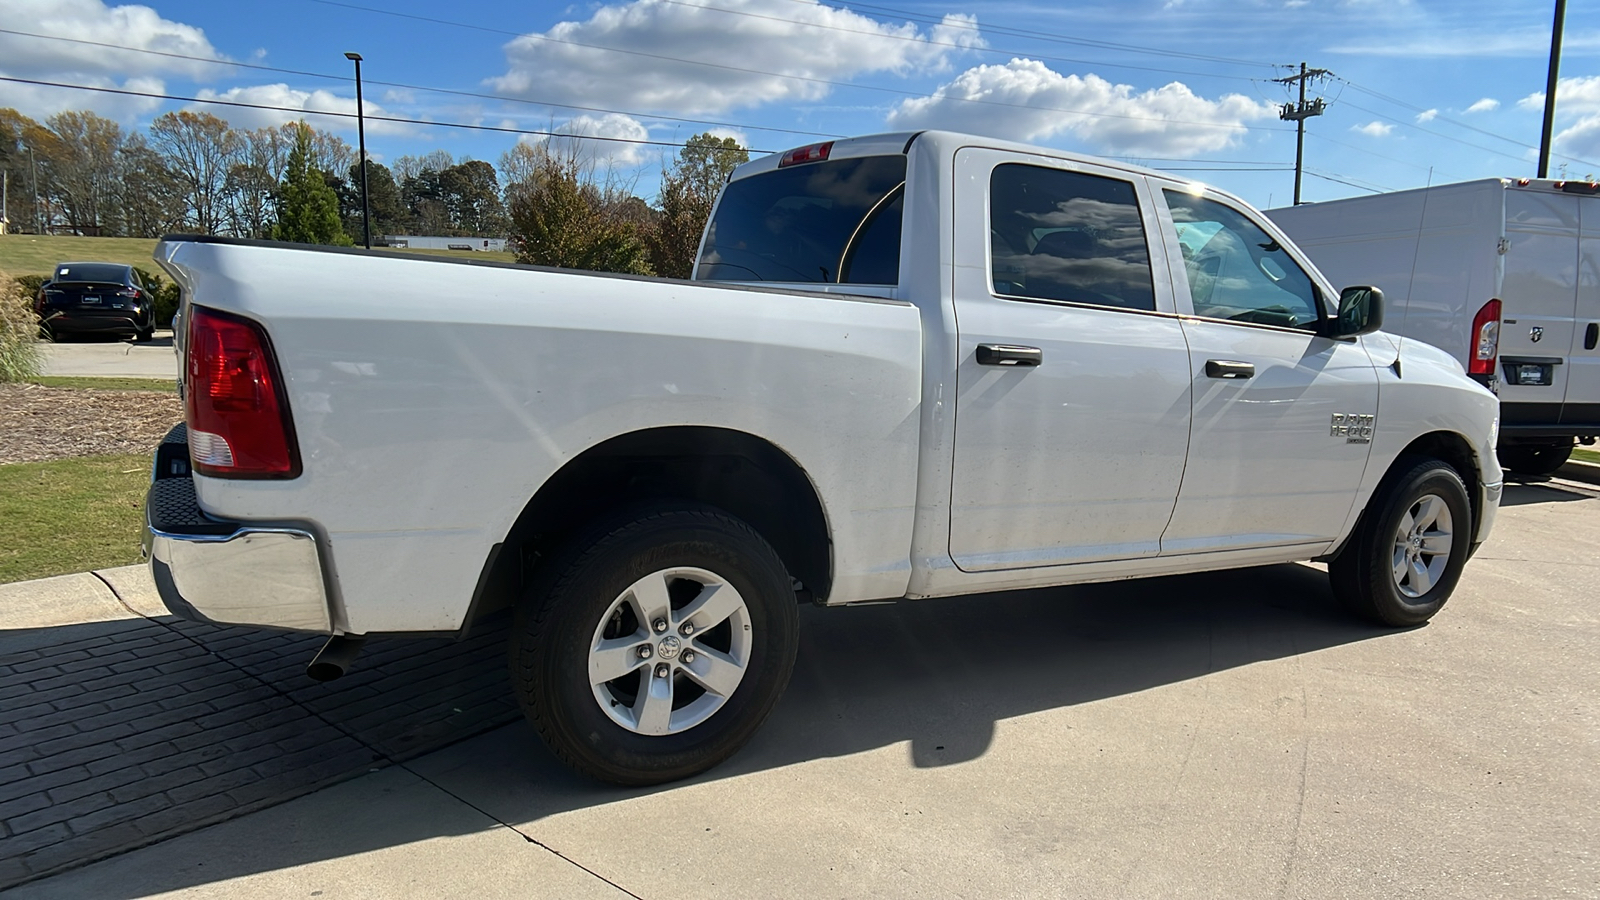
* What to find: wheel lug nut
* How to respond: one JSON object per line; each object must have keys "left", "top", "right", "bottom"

{"left": 637, "top": 645, "right": 653, "bottom": 660}
{"left": 682, "top": 650, "right": 696, "bottom": 664}
{"left": 652, "top": 618, "right": 668, "bottom": 634}
{"left": 654, "top": 663, "right": 670, "bottom": 678}
{"left": 681, "top": 622, "right": 695, "bottom": 636}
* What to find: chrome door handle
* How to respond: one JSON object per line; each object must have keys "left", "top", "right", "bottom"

{"left": 976, "top": 344, "right": 1043, "bottom": 367}
{"left": 1205, "top": 359, "right": 1255, "bottom": 379}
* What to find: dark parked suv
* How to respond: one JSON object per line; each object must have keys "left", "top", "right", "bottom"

{"left": 35, "top": 262, "right": 156, "bottom": 342}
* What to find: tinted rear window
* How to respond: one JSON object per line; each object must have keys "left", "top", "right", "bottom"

{"left": 53, "top": 263, "right": 131, "bottom": 284}
{"left": 696, "top": 155, "right": 906, "bottom": 285}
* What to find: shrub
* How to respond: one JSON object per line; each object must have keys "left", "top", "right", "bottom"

{"left": 0, "top": 270, "right": 43, "bottom": 383}
{"left": 133, "top": 266, "right": 181, "bottom": 328}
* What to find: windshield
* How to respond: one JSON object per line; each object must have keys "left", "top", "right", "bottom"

{"left": 696, "top": 155, "right": 906, "bottom": 285}
{"left": 53, "top": 263, "right": 130, "bottom": 284}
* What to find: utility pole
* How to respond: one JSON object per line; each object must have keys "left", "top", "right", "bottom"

{"left": 1537, "top": 0, "right": 1567, "bottom": 178}
{"left": 1274, "top": 62, "right": 1331, "bottom": 205}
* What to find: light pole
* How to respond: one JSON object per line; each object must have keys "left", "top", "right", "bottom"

{"left": 345, "top": 51, "right": 371, "bottom": 249}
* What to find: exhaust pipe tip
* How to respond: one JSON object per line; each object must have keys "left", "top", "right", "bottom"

{"left": 307, "top": 635, "right": 365, "bottom": 682}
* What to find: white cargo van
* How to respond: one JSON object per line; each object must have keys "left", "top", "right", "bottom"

{"left": 1269, "top": 178, "right": 1600, "bottom": 474}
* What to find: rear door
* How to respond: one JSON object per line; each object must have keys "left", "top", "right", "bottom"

{"left": 1500, "top": 190, "right": 1580, "bottom": 422}
{"left": 947, "top": 148, "right": 1192, "bottom": 571}
{"left": 1155, "top": 187, "right": 1380, "bottom": 554}
{"left": 1564, "top": 196, "right": 1600, "bottom": 429}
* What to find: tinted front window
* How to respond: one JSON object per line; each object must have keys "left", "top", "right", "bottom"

{"left": 53, "top": 263, "right": 130, "bottom": 284}
{"left": 1163, "top": 191, "right": 1320, "bottom": 329}
{"left": 989, "top": 164, "right": 1156, "bottom": 312}
{"left": 697, "top": 156, "right": 906, "bottom": 285}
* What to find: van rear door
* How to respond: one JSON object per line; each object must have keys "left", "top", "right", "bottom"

{"left": 1499, "top": 190, "right": 1580, "bottom": 425}
{"left": 1564, "top": 196, "right": 1600, "bottom": 432}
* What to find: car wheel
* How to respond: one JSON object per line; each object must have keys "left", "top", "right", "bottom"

{"left": 134, "top": 327, "right": 154, "bottom": 343}
{"left": 1496, "top": 442, "right": 1571, "bottom": 476}
{"left": 509, "top": 504, "right": 799, "bottom": 786}
{"left": 1329, "top": 458, "right": 1473, "bottom": 627}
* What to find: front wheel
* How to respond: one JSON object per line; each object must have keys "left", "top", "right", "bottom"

{"left": 1329, "top": 459, "right": 1473, "bottom": 627}
{"left": 509, "top": 505, "right": 799, "bottom": 786}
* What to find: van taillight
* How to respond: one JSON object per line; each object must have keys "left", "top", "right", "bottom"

{"left": 185, "top": 306, "right": 299, "bottom": 478}
{"left": 1468, "top": 298, "right": 1502, "bottom": 377}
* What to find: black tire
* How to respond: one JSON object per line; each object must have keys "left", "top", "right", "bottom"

{"left": 1329, "top": 458, "right": 1473, "bottom": 627}
{"left": 134, "top": 327, "right": 154, "bottom": 343}
{"left": 508, "top": 504, "right": 799, "bottom": 786}
{"left": 1497, "top": 442, "right": 1572, "bottom": 476}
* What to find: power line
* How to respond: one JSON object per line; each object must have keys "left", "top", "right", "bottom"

{"left": 1336, "top": 97, "right": 1600, "bottom": 172}
{"left": 1305, "top": 167, "right": 1391, "bottom": 195}
{"left": 0, "top": 75, "right": 790, "bottom": 154}
{"left": 305, "top": 0, "right": 1294, "bottom": 134}
{"left": 0, "top": 27, "right": 844, "bottom": 141}
{"left": 650, "top": 0, "right": 1271, "bottom": 82}
{"left": 775, "top": 0, "right": 1279, "bottom": 68}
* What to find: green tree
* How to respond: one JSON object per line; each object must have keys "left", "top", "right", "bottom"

{"left": 506, "top": 148, "right": 651, "bottom": 275}
{"left": 339, "top": 159, "right": 407, "bottom": 242}
{"left": 648, "top": 133, "right": 748, "bottom": 278}
{"left": 272, "top": 122, "right": 351, "bottom": 246}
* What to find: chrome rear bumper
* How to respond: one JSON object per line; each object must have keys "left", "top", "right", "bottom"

{"left": 143, "top": 425, "right": 333, "bottom": 633}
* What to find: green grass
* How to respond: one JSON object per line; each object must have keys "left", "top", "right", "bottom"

{"left": 0, "top": 235, "right": 161, "bottom": 279}
{"left": 0, "top": 454, "right": 149, "bottom": 584}
{"left": 28, "top": 376, "right": 176, "bottom": 392}
{"left": 1573, "top": 447, "right": 1600, "bottom": 465}
{"left": 386, "top": 246, "right": 519, "bottom": 264}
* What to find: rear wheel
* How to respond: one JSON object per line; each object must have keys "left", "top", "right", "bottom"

{"left": 1330, "top": 459, "right": 1473, "bottom": 627}
{"left": 134, "top": 327, "right": 154, "bottom": 343}
{"left": 1497, "top": 441, "right": 1572, "bottom": 476}
{"left": 509, "top": 505, "right": 799, "bottom": 785}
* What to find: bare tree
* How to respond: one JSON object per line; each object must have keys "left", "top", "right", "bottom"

{"left": 117, "top": 133, "right": 185, "bottom": 237}
{"left": 42, "top": 111, "right": 124, "bottom": 235}
{"left": 150, "top": 110, "right": 241, "bottom": 234}
{"left": 226, "top": 126, "right": 291, "bottom": 238}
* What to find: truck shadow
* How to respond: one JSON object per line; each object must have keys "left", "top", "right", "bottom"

{"left": 5, "top": 562, "right": 1393, "bottom": 896}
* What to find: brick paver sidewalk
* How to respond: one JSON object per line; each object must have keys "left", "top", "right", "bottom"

{"left": 0, "top": 607, "right": 518, "bottom": 889}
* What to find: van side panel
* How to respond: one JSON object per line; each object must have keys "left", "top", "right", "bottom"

{"left": 1266, "top": 180, "right": 1503, "bottom": 370}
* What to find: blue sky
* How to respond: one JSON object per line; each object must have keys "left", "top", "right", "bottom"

{"left": 3, "top": 0, "right": 1599, "bottom": 208}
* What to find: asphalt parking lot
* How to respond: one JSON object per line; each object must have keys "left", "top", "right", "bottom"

{"left": 2, "top": 473, "right": 1597, "bottom": 898}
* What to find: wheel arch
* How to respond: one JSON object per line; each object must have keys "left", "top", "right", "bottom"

{"left": 1333, "top": 429, "right": 1484, "bottom": 561}
{"left": 464, "top": 426, "right": 832, "bottom": 630}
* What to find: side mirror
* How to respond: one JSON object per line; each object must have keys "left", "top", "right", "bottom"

{"left": 1325, "top": 285, "right": 1384, "bottom": 338}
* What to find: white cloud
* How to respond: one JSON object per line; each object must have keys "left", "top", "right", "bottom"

{"left": 1352, "top": 121, "right": 1393, "bottom": 137}
{"left": 489, "top": 0, "right": 984, "bottom": 116}
{"left": 1416, "top": 108, "right": 1438, "bottom": 123}
{"left": 0, "top": 0, "right": 223, "bottom": 120}
{"left": 191, "top": 84, "right": 412, "bottom": 136}
{"left": 886, "top": 59, "right": 1277, "bottom": 156}
{"left": 1465, "top": 98, "right": 1500, "bottom": 113}
{"left": 1520, "top": 76, "right": 1600, "bottom": 160}
{"left": 535, "top": 113, "right": 653, "bottom": 168}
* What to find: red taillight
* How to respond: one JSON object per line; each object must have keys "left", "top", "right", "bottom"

{"left": 185, "top": 306, "right": 298, "bottom": 478}
{"left": 778, "top": 141, "right": 833, "bottom": 168}
{"left": 1468, "top": 298, "right": 1502, "bottom": 377}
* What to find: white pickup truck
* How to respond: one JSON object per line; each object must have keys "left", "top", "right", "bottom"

{"left": 145, "top": 131, "right": 1502, "bottom": 785}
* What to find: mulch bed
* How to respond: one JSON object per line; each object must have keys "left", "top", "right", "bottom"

{"left": 0, "top": 383, "right": 182, "bottom": 465}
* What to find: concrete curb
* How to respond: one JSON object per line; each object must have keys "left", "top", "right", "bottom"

{"left": 0, "top": 565, "right": 157, "bottom": 631}
{"left": 1557, "top": 457, "right": 1600, "bottom": 487}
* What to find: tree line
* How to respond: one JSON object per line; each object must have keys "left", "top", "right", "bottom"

{"left": 0, "top": 107, "right": 748, "bottom": 277}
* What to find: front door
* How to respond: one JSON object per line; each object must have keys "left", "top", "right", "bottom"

{"left": 1154, "top": 187, "right": 1380, "bottom": 554}
{"left": 947, "top": 149, "right": 1192, "bottom": 571}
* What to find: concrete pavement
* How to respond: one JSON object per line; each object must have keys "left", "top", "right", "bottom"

{"left": 38, "top": 333, "right": 177, "bottom": 379}
{"left": 2, "top": 475, "right": 1598, "bottom": 898}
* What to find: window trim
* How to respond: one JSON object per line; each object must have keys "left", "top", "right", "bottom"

{"left": 837, "top": 181, "right": 906, "bottom": 285}
{"left": 984, "top": 162, "right": 1161, "bottom": 315}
